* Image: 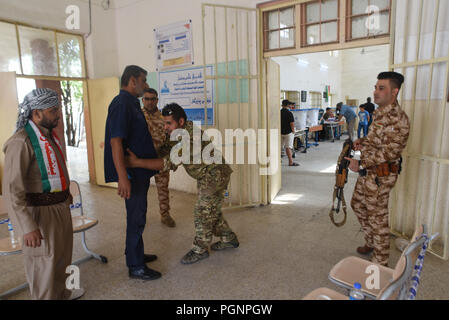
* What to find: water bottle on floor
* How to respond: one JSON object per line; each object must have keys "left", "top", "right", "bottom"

{"left": 349, "top": 282, "right": 364, "bottom": 300}
{"left": 8, "top": 220, "right": 19, "bottom": 246}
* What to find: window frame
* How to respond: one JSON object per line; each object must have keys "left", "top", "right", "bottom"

{"left": 0, "top": 18, "right": 87, "bottom": 80}
{"left": 300, "top": 0, "right": 340, "bottom": 48}
{"left": 345, "top": 0, "right": 392, "bottom": 42}
{"left": 263, "top": 6, "right": 296, "bottom": 52}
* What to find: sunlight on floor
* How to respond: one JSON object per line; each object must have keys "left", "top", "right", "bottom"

{"left": 320, "top": 164, "right": 337, "bottom": 173}
{"left": 272, "top": 193, "right": 304, "bottom": 205}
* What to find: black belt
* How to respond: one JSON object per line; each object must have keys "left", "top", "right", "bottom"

{"left": 26, "top": 189, "right": 70, "bottom": 207}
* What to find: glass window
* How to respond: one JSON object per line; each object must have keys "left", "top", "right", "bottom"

{"left": 306, "top": 3, "right": 320, "bottom": 24}
{"left": 57, "top": 33, "right": 84, "bottom": 78}
{"left": 280, "top": 7, "right": 294, "bottom": 27}
{"left": 18, "top": 26, "right": 58, "bottom": 76}
{"left": 347, "top": 0, "right": 391, "bottom": 41}
{"left": 268, "top": 11, "right": 279, "bottom": 29}
{"left": 307, "top": 25, "right": 320, "bottom": 45}
{"left": 0, "top": 22, "right": 21, "bottom": 73}
{"left": 322, "top": 22, "right": 338, "bottom": 43}
{"left": 301, "top": 0, "right": 339, "bottom": 47}
{"left": 280, "top": 28, "right": 294, "bottom": 48}
{"left": 322, "top": 0, "right": 338, "bottom": 20}
{"left": 352, "top": 0, "right": 369, "bottom": 15}
{"left": 264, "top": 6, "right": 295, "bottom": 51}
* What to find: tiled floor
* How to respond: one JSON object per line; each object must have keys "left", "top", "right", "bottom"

{"left": 1, "top": 138, "right": 448, "bottom": 300}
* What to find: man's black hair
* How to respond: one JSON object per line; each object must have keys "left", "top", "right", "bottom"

{"left": 326, "top": 107, "right": 331, "bottom": 111}
{"left": 144, "top": 87, "right": 158, "bottom": 97}
{"left": 120, "top": 65, "right": 147, "bottom": 87}
{"left": 336, "top": 102, "right": 343, "bottom": 109}
{"left": 162, "top": 103, "right": 187, "bottom": 122}
{"left": 367, "top": 97, "right": 371, "bottom": 102}
{"left": 378, "top": 71, "right": 404, "bottom": 90}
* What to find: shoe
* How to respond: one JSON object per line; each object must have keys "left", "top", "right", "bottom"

{"left": 288, "top": 162, "right": 300, "bottom": 167}
{"left": 211, "top": 238, "right": 239, "bottom": 251}
{"left": 357, "top": 245, "right": 374, "bottom": 255}
{"left": 161, "top": 215, "right": 176, "bottom": 228}
{"left": 129, "top": 267, "right": 162, "bottom": 280}
{"left": 144, "top": 254, "right": 158, "bottom": 263}
{"left": 180, "top": 250, "right": 209, "bottom": 264}
{"left": 68, "top": 288, "right": 85, "bottom": 300}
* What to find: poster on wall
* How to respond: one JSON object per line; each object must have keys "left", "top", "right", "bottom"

{"left": 159, "top": 65, "right": 214, "bottom": 125}
{"left": 154, "top": 20, "right": 194, "bottom": 71}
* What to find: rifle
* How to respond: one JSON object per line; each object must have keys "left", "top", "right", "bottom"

{"left": 330, "top": 138, "right": 353, "bottom": 227}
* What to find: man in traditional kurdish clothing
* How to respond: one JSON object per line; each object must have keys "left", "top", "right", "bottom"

{"left": 345, "top": 72, "right": 410, "bottom": 267}
{"left": 2, "top": 88, "right": 83, "bottom": 299}
{"left": 126, "top": 103, "right": 239, "bottom": 264}
{"left": 141, "top": 88, "right": 175, "bottom": 227}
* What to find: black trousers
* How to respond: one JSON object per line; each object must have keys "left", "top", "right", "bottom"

{"left": 125, "top": 178, "right": 150, "bottom": 271}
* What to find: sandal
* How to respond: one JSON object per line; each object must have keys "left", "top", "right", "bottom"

{"left": 289, "top": 162, "right": 300, "bottom": 167}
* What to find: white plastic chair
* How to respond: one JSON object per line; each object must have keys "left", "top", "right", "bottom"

{"left": 70, "top": 180, "right": 108, "bottom": 265}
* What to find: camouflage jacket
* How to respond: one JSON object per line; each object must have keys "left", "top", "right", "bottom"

{"left": 142, "top": 108, "right": 168, "bottom": 156}
{"left": 159, "top": 121, "right": 232, "bottom": 180}
{"left": 360, "top": 101, "right": 410, "bottom": 168}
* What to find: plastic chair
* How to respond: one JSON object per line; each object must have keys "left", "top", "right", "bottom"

{"left": 0, "top": 196, "right": 22, "bottom": 256}
{"left": 69, "top": 180, "right": 108, "bottom": 265}
{"left": 304, "top": 226, "right": 434, "bottom": 300}
{"left": 328, "top": 225, "right": 428, "bottom": 299}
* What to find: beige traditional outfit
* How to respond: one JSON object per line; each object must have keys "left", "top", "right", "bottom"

{"left": 2, "top": 88, "right": 73, "bottom": 299}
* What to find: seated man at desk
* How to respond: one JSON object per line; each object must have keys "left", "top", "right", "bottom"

{"left": 281, "top": 100, "right": 299, "bottom": 166}
{"left": 322, "top": 107, "right": 335, "bottom": 121}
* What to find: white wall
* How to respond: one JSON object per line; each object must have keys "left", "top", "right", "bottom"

{"left": 340, "top": 45, "right": 390, "bottom": 106}
{"left": 272, "top": 51, "right": 342, "bottom": 108}
{"left": 273, "top": 44, "right": 390, "bottom": 108}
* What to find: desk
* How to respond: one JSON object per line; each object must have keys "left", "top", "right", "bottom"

{"left": 302, "top": 125, "right": 323, "bottom": 153}
{"left": 323, "top": 121, "right": 344, "bottom": 142}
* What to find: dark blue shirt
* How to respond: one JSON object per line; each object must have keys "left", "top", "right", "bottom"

{"left": 104, "top": 90, "right": 158, "bottom": 182}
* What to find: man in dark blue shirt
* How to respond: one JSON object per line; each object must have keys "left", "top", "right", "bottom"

{"left": 104, "top": 65, "right": 161, "bottom": 281}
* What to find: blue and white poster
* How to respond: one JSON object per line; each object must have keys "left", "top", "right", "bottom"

{"left": 154, "top": 20, "right": 194, "bottom": 71}
{"left": 159, "top": 65, "right": 214, "bottom": 125}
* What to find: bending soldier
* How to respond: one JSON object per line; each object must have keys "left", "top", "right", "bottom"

{"left": 126, "top": 103, "right": 239, "bottom": 264}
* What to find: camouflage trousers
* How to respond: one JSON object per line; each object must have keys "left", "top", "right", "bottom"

{"left": 351, "top": 172, "right": 398, "bottom": 266}
{"left": 192, "top": 168, "right": 237, "bottom": 254}
{"left": 155, "top": 171, "right": 170, "bottom": 217}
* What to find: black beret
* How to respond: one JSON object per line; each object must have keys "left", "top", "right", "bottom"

{"left": 377, "top": 71, "right": 404, "bottom": 85}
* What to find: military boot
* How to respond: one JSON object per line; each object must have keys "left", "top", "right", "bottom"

{"left": 180, "top": 249, "right": 209, "bottom": 264}
{"left": 211, "top": 238, "right": 240, "bottom": 251}
{"left": 357, "top": 245, "right": 374, "bottom": 255}
{"left": 161, "top": 214, "right": 176, "bottom": 228}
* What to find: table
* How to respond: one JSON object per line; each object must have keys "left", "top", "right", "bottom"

{"left": 323, "top": 121, "right": 344, "bottom": 142}
{"left": 300, "top": 125, "right": 323, "bottom": 154}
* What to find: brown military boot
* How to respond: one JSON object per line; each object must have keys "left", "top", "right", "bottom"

{"left": 357, "top": 245, "right": 374, "bottom": 255}
{"left": 161, "top": 214, "right": 176, "bottom": 228}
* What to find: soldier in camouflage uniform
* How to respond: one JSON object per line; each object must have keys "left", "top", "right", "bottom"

{"left": 345, "top": 72, "right": 410, "bottom": 266}
{"left": 141, "top": 88, "right": 175, "bottom": 227}
{"left": 126, "top": 103, "right": 239, "bottom": 264}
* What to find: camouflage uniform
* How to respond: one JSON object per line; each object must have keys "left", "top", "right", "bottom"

{"left": 160, "top": 121, "right": 238, "bottom": 254}
{"left": 142, "top": 108, "right": 171, "bottom": 220}
{"left": 351, "top": 101, "right": 410, "bottom": 266}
